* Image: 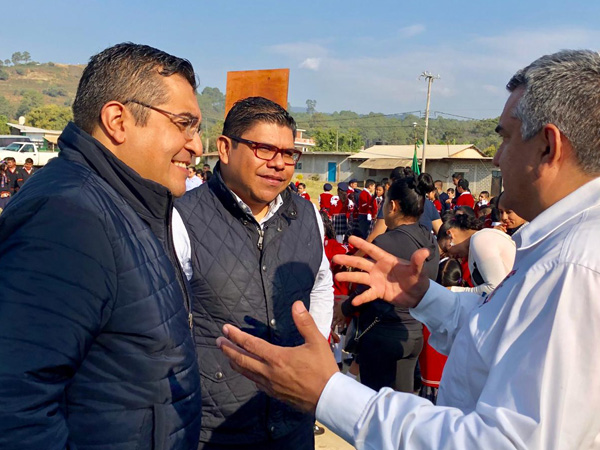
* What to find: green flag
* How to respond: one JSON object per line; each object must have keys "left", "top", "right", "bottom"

{"left": 412, "top": 141, "right": 421, "bottom": 175}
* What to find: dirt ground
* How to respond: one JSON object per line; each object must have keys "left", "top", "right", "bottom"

{"left": 315, "top": 423, "right": 355, "bottom": 450}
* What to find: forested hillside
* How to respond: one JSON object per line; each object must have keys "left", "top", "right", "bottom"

{"left": 0, "top": 55, "right": 500, "bottom": 155}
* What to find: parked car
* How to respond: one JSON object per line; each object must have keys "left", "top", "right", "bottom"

{"left": 0, "top": 142, "right": 59, "bottom": 166}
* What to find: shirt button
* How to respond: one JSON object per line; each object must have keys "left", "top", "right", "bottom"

{"left": 215, "top": 371, "right": 223, "bottom": 380}
{"left": 262, "top": 265, "right": 267, "bottom": 271}
{"left": 270, "top": 426, "right": 275, "bottom": 433}
{"left": 270, "top": 319, "right": 276, "bottom": 327}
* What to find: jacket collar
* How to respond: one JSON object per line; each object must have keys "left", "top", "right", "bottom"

{"left": 514, "top": 176, "right": 600, "bottom": 250}
{"left": 209, "top": 161, "right": 298, "bottom": 225}
{"left": 57, "top": 122, "right": 173, "bottom": 237}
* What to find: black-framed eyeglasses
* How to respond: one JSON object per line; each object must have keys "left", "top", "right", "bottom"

{"left": 125, "top": 99, "right": 202, "bottom": 139}
{"left": 226, "top": 136, "right": 302, "bottom": 166}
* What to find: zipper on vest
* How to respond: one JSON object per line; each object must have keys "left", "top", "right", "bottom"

{"left": 257, "top": 226, "right": 264, "bottom": 251}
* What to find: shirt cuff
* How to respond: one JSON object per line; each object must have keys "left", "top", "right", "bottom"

{"left": 409, "top": 281, "right": 453, "bottom": 329}
{"left": 316, "top": 372, "right": 377, "bottom": 444}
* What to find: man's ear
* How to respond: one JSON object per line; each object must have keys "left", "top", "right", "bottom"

{"left": 217, "top": 135, "right": 232, "bottom": 165}
{"left": 98, "top": 101, "right": 127, "bottom": 145}
{"left": 541, "top": 124, "right": 564, "bottom": 168}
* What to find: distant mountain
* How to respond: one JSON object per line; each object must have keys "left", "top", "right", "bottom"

{"left": 0, "top": 63, "right": 84, "bottom": 116}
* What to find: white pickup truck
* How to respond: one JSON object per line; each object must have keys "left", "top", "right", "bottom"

{"left": 0, "top": 142, "right": 59, "bottom": 166}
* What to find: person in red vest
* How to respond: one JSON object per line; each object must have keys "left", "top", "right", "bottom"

{"left": 455, "top": 178, "right": 475, "bottom": 208}
{"left": 330, "top": 182, "right": 350, "bottom": 243}
{"left": 319, "top": 183, "right": 333, "bottom": 215}
{"left": 357, "top": 179, "right": 376, "bottom": 238}
{"left": 297, "top": 182, "right": 310, "bottom": 201}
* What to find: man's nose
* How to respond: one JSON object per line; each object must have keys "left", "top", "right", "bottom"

{"left": 186, "top": 132, "right": 203, "bottom": 157}
{"left": 267, "top": 151, "right": 286, "bottom": 170}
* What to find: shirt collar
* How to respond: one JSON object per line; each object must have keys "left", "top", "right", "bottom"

{"left": 514, "top": 176, "right": 600, "bottom": 249}
{"left": 229, "top": 190, "right": 284, "bottom": 226}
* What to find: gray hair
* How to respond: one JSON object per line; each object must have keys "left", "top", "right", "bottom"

{"left": 507, "top": 49, "right": 600, "bottom": 174}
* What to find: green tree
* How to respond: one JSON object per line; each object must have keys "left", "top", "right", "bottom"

{"left": 4, "top": 59, "right": 11, "bottom": 66}
{"left": 0, "top": 115, "right": 9, "bottom": 134}
{"left": 306, "top": 99, "right": 317, "bottom": 115}
{"left": 26, "top": 104, "right": 72, "bottom": 129}
{"left": 16, "top": 90, "right": 44, "bottom": 117}
{"left": 11, "top": 52, "right": 23, "bottom": 65}
{"left": 22, "top": 51, "right": 31, "bottom": 64}
{"left": 0, "top": 95, "right": 14, "bottom": 119}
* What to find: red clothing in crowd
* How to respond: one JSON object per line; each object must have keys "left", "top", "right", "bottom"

{"left": 433, "top": 199, "right": 443, "bottom": 213}
{"left": 455, "top": 191, "right": 475, "bottom": 208}
{"left": 324, "top": 238, "right": 350, "bottom": 296}
{"left": 419, "top": 326, "right": 448, "bottom": 388}
{"left": 328, "top": 195, "right": 348, "bottom": 216}
{"left": 300, "top": 192, "right": 311, "bottom": 201}
{"left": 319, "top": 192, "right": 333, "bottom": 212}
{"left": 358, "top": 189, "right": 375, "bottom": 215}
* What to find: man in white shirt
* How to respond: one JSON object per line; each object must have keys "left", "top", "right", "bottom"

{"left": 216, "top": 50, "right": 600, "bottom": 449}
{"left": 173, "top": 96, "right": 333, "bottom": 450}
{"left": 185, "top": 165, "right": 202, "bottom": 191}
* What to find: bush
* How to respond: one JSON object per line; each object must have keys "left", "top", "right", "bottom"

{"left": 309, "top": 174, "right": 321, "bottom": 181}
{"left": 43, "top": 86, "right": 67, "bottom": 97}
{"left": 15, "top": 68, "right": 26, "bottom": 76}
{"left": 0, "top": 69, "right": 8, "bottom": 81}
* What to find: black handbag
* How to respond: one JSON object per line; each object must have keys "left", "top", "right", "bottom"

{"left": 343, "top": 316, "right": 380, "bottom": 355}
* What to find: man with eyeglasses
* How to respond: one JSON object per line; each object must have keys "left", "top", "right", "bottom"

{"left": 0, "top": 43, "right": 203, "bottom": 449}
{"left": 187, "top": 165, "right": 202, "bottom": 191}
{"left": 173, "top": 96, "right": 333, "bottom": 450}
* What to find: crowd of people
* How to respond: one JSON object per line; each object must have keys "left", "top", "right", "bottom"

{"left": 0, "top": 156, "right": 36, "bottom": 210}
{"left": 312, "top": 167, "right": 524, "bottom": 404}
{"left": 1, "top": 42, "right": 600, "bottom": 450}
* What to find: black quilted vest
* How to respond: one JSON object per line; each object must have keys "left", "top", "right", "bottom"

{"left": 175, "top": 166, "right": 322, "bottom": 445}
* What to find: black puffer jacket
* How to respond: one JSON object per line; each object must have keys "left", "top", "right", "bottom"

{"left": 175, "top": 165, "right": 322, "bottom": 445}
{"left": 0, "top": 123, "right": 201, "bottom": 449}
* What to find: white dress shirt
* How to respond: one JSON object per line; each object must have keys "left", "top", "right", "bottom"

{"left": 317, "top": 177, "right": 600, "bottom": 449}
{"left": 172, "top": 192, "right": 333, "bottom": 339}
{"left": 185, "top": 175, "right": 202, "bottom": 191}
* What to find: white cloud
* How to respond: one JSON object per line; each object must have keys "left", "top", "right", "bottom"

{"left": 277, "top": 27, "right": 600, "bottom": 118}
{"left": 299, "top": 58, "right": 321, "bottom": 71}
{"left": 399, "top": 24, "right": 425, "bottom": 37}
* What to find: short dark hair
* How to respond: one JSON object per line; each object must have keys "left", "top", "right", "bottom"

{"left": 297, "top": 182, "right": 306, "bottom": 189}
{"left": 222, "top": 97, "right": 296, "bottom": 140}
{"left": 24, "top": 158, "right": 34, "bottom": 164}
{"left": 73, "top": 42, "right": 197, "bottom": 134}
{"left": 365, "top": 179, "right": 376, "bottom": 189}
{"left": 4, "top": 157, "right": 15, "bottom": 163}
{"left": 457, "top": 178, "right": 470, "bottom": 190}
{"left": 452, "top": 173, "right": 463, "bottom": 180}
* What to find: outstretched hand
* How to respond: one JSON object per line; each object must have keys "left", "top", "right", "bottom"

{"left": 217, "top": 301, "right": 339, "bottom": 414}
{"left": 333, "top": 236, "right": 431, "bottom": 309}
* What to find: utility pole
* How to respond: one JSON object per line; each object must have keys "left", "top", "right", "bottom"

{"left": 419, "top": 71, "right": 440, "bottom": 173}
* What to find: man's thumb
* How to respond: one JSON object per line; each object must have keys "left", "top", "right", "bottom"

{"left": 411, "top": 248, "right": 430, "bottom": 276}
{"left": 291, "top": 301, "right": 321, "bottom": 343}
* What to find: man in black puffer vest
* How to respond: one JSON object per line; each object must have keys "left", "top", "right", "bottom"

{"left": 0, "top": 43, "right": 204, "bottom": 449}
{"left": 173, "top": 97, "right": 333, "bottom": 450}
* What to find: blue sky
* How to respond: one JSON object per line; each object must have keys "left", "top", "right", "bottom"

{"left": 2, "top": 0, "right": 600, "bottom": 118}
